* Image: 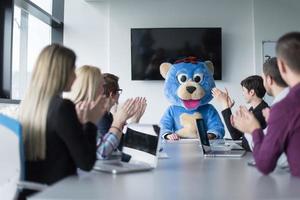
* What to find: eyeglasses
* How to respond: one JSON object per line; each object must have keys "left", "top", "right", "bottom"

{"left": 116, "top": 89, "right": 122, "bottom": 95}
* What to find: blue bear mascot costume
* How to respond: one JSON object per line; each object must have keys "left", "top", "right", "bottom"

{"left": 160, "top": 57, "right": 224, "bottom": 139}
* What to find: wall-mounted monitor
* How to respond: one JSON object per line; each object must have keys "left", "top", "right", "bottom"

{"left": 131, "top": 27, "right": 222, "bottom": 80}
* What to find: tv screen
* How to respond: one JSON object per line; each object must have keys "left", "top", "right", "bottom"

{"left": 131, "top": 28, "right": 222, "bottom": 80}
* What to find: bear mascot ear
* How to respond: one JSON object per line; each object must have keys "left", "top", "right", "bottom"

{"left": 160, "top": 62, "right": 172, "bottom": 79}
{"left": 205, "top": 61, "right": 214, "bottom": 75}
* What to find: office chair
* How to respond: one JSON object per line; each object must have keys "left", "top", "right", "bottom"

{"left": 0, "top": 114, "right": 47, "bottom": 200}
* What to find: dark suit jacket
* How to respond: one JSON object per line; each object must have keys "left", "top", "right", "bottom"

{"left": 221, "top": 100, "right": 269, "bottom": 151}
{"left": 24, "top": 96, "right": 97, "bottom": 185}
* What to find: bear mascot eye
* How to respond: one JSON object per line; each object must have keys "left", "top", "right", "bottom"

{"left": 177, "top": 74, "right": 188, "bottom": 84}
{"left": 193, "top": 73, "right": 203, "bottom": 83}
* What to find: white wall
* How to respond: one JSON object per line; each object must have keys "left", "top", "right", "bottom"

{"left": 64, "top": 0, "right": 300, "bottom": 137}
{"left": 65, "top": 0, "right": 255, "bottom": 138}
{"left": 253, "top": 0, "right": 300, "bottom": 74}
{"left": 64, "top": 0, "right": 109, "bottom": 69}
{"left": 252, "top": 0, "right": 300, "bottom": 104}
{"left": 108, "top": 0, "right": 254, "bottom": 130}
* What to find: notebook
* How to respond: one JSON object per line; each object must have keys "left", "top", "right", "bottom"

{"left": 196, "top": 118, "right": 246, "bottom": 157}
{"left": 94, "top": 124, "right": 161, "bottom": 174}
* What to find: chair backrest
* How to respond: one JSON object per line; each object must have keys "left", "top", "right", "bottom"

{"left": 0, "top": 114, "right": 23, "bottom": 200}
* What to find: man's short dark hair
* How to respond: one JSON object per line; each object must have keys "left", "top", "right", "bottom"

{"left": 263, "top": 57, "right": 288, "bottom": 87}
{"left": 241, "top": 75, "right": 266, "bottom": 98}
{"left": 103, "top": 73, "right": 120, "bottom": 96}
{"left": 276, "top": 32, "right": 300, "bottom": 74}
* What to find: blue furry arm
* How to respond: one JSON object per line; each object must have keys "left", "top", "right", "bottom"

{"left": 205, "top": 105, "right": 225, "bottom": 139}
{"left": 159, "top": 107, "right": 175, "bottom": 138}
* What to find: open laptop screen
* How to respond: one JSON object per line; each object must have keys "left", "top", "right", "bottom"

{"left": 196, "top": 118, "right": 211, "bottom": 153}
{"left": 196, "top": 119, "right": 210, "bottom": 145}
{"left": 124, "top": 126, "right": 159, "bottom": 156}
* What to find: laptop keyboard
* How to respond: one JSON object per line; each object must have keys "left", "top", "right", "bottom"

{"left": 96, "top": 161, "right": 149, "bottom": 170}
{"left": 109, "top": 162, "right": 126, "bottom": 167}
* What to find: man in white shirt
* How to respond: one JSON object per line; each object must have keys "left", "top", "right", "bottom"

{"left": 245, "top": 57, "right": 289, "bottom": 168}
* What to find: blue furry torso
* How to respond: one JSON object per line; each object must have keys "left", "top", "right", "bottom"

{"left": 160, "top": 104, "right": 224, "bottom": 138}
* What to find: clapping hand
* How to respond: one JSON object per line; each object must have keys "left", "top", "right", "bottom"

{"left": 212, "top": 88, "right": 235, "bottom": 109}
{"left": 112, "top": 98, "right": 137, "bottom": 128}
{"left": 129, "top": 97, "right": 147, "bottom": 123}
{"left": 231, "top": 106, "right": 261, "bottom": 134}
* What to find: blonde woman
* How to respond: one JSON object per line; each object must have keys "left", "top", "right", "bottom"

{"left": 18, "top": 44, "right": 106, "bottom": 199}
{"left": 66, "top": 66, "right": 138, "bottom": 159}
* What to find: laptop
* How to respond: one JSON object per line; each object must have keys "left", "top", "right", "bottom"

{"left": 93, "top": 124, "right": 161, "bottom": 174}
{"left": 196, "top": 118, "right": 246, "bottom": 157}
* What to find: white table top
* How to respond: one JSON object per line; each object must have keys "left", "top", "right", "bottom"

{"left": 29, "top": 141, "right": 300, "bottom": 200}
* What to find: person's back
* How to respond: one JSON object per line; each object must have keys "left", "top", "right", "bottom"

{"left": 259, "top": 86, "right": 300, "bottom": 176}
{"left": 25, "top": 96, "right": 97, "bottom": 184}
{"left": 18, "top": 44, "right": 104, "bottom": 199}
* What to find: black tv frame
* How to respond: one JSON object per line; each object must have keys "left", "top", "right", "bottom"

{"left": 130, "top": 27, "right": 222, "bottom": 81}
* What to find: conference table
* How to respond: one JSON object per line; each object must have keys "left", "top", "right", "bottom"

{"left": 29, "top": 141, "right": 300, "bottom": 200}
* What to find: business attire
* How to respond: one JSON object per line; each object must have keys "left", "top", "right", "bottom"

{"left": 263, "top": 88, "right": 289, "bottom": 167}
{"left": 245, "top": 88, "right": 289, "bottom": 151}
{"left": 252, "top": 84, "right": 300, "bottom": 176}
{"left": 19, "top": 95, "right": 97, "bottom": 199}
{"left": 221, "top": 100, "right": 269, "bottom": 151}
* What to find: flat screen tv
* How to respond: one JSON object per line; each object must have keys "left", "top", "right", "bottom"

{"left": 131, "top": 28, "right": 222, "bottom": 80}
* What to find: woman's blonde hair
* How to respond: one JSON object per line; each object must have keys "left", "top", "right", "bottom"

{"left": 19, "top": 44, "right": 76, "bottom": 161}
{"left": 66, "top": 65, "right": 102, "bottom": 104}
